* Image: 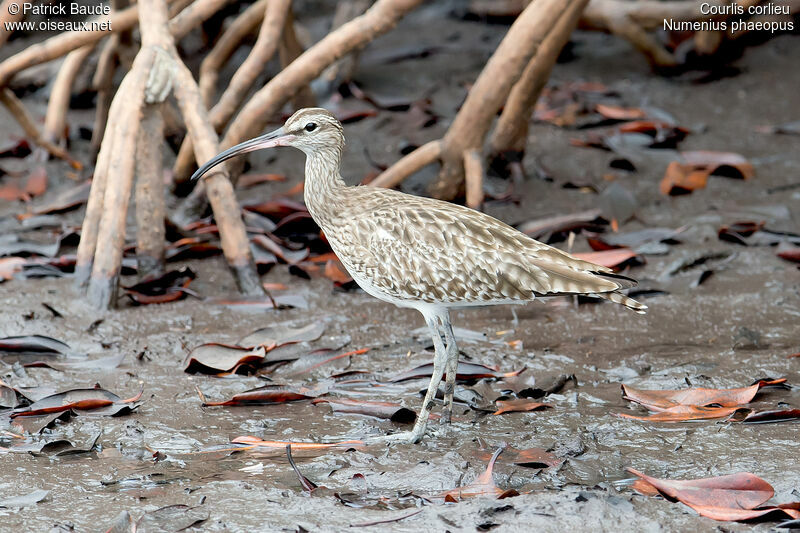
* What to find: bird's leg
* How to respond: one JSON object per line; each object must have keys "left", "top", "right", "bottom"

{"left": 362, "top": 314, "right": 447, "bottom": 445}
{"left": 441, "top": 314, "right": 459, "bottom": 425}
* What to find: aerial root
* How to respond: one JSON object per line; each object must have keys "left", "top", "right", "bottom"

{"left": 75, "top": 0, "right": 263, "bottom": 309}
{"left": 369, "top": 0, "right": 584, "bottom": 202}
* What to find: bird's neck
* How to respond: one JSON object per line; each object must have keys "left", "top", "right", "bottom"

{"left": 303, "top": 147, "right": 347, "bottom": 227}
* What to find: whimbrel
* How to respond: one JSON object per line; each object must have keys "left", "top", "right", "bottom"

{"left": 192, "top": 108, "right": 646, "bottom": 444}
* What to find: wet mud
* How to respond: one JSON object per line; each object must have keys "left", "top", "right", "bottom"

{"left": 1, "top": 3, "right": 799, "bottom": 531}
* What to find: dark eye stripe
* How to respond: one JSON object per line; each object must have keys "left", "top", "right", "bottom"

{"left": 304, "top": 122, "right": 317, "bottom": 132}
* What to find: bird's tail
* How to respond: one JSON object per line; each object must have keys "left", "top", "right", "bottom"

{"left": 597, "top": 291, "right": 647, "bottom": 314}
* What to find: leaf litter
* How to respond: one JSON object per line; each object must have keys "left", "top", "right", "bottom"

{"left": 628, "top": 468, "right": 800, "bottom": 522}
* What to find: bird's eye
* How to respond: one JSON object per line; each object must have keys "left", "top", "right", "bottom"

{"left": 304, "top": 122, "right": 317, "bottom": 132}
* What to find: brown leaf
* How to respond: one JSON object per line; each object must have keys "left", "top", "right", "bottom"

{"left": 660, "top": 161, "right": 711, "bottom": 195}
{"left": 626, "top": 468, "right": 774, "bottom": 510}
{"left": 595, "top": 104, "right": 646, "bottom": 121}
{"left": 777, "top": 246, "right": 800, "bottom": 263}
{"left": 620, "top": 380, "right": 782, "bottom": 410}
{"left": 202, "top": 385, "right": 320, "bottom": 406}
{"left": 492, "top": 399, "right": 551, "bottom": 415}
{"left": 660, "top": 151, "right": 753, "bottom": 195}
{"left": 509, "top": 447, "right": 563, "bottom": 468}
{"left": 21, "top": 180, "right": 90, "bottom": 217}
{"left": 441, "top": 446, "right": 507, "bottom": 501}
{"left": 323, "top": 259, "right": 353, "bottom": 285}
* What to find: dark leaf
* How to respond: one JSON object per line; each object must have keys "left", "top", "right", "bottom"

{"left": 312, "top": 397, "right": 417, "bottom": 423}
{"left": 123, "top": 267, "right": 196, "bottom": 305}
{"left": 202, "top": 384, "right": 321, "bottom": 406}
{"left": 391, "top": 361, "right": 523, "bottom": 382}
{"left": 11, "top": 386, "right": 143, "bottom": 419}
{"left": 286, "top": 444, "right": 319, "bottom": 493}
{"left": 734, "top": 409, "right": 800, "bottom": 424}
{"left": 0, "top": 335, "right": 84, "bottom": 358}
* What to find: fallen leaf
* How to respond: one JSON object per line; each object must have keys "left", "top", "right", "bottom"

{"left": 0, "top": 335, "right": 84, "bottom": 358}
{"left": 509, "top": 447, "right": 563, "bottom": 468}
{"left": 237, "top": 173, "right": 286, "bottom": 188}
{"left": 11, "top": 386, "right": 143, "bottom": 419}
{"left": 660, "top": 151, "right": 753, "bottom": 196}
{"left": 20, "top": 180, "right": 90, "bottom": 217}
{"left": 202, "top": 385, "right": 320, "bottom": 406}
{"left": 627, "top": 468, "right": 800, "bottom": 522}
{"left": 615, "top": 404, "right": 744, "bottom": 422}
{"left": 238, "top": 322, "right": 326, "bottom": 348}
{"left": 286, "top": 444, "right": 320, "bottom": 493}
{"left": 230, "top": 436, "right": 363, "bottom": 449}
{"left": 391, "top": 361, "right": 523, "bottom": 382}
{"left": 312, "top": 397, "right": 417, "bottom": 423}
{"left": 183, "top": 344, "right": 266, "bottom": 374}
{"left": 595, "top": 104, "right": 646, "bottom": 121}
{"left": 0, "top": 489, "right": 49, "bottom": 508}
{"left": 123, "top": 267, "right": 197, "bottom": 304}
{"left": 620, "top": 379, "right": 783, "bottom": 410}
{"left": 441, "top": 446, "right": 509, "bottom": 501}
{"left": 777, "top": 245, "right": 800, "bottom": 263}
{"left": 0, "top": 256, "right": 25, "bottom": 280}
{"left": 573, "top": 249, "right": 640, "bottom": 269}
{"left": 22, "top": 353, "right": 125, "bottom": 372}
{"left": 626, "top": 468, "right": 774, "bottom": 509}
{"left": 733, "top": 409, "right": 800, "bottom": 424}
{"left": 134, "top": 504, "right": 209, "bottom": 532}
{"left": 492, "top": 399, "right": 551, "bottom": 415}
{"left": 324, "top": 259, "right": 353, "bottom": 285}
{"left": 517, "top": 209, "right": 606, "bottom": 242}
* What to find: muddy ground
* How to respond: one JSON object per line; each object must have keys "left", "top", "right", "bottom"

{"left": 1, "top": 2, "right": 799, "bottom": 531}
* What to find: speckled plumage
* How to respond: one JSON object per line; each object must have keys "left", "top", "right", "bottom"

{"left": 193, "top": 108, "right": 646, "bottom": 444}
{"left": 293, "top": 109, "right": 644, "bottom": 314}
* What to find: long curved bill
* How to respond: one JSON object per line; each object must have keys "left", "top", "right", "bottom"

{"left": 190, "top": 127, "right": 295, "bottom": 181}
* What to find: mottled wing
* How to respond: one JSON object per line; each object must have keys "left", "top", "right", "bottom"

{"left": 336, "top": 190, "right": 627, "bottom": 305}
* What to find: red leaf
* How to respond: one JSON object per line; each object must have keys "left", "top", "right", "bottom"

{"left": 594, "top": 104, "right": 646, "bottom": 121}
{"left": 626, "top": 468, "right": 774, "bottom": 510}
{"left": 441, "top": 446, "right": 507, "bottom": 501}
{"left": 492, "top": 399, "right": 551, "bottom": 415}
{"left": 202, "top": 385, "right": 319, "bottom": 406}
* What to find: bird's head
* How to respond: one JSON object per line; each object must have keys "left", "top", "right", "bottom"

{"left": 191, "top": 108, "right": 344, "bottom": 181}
